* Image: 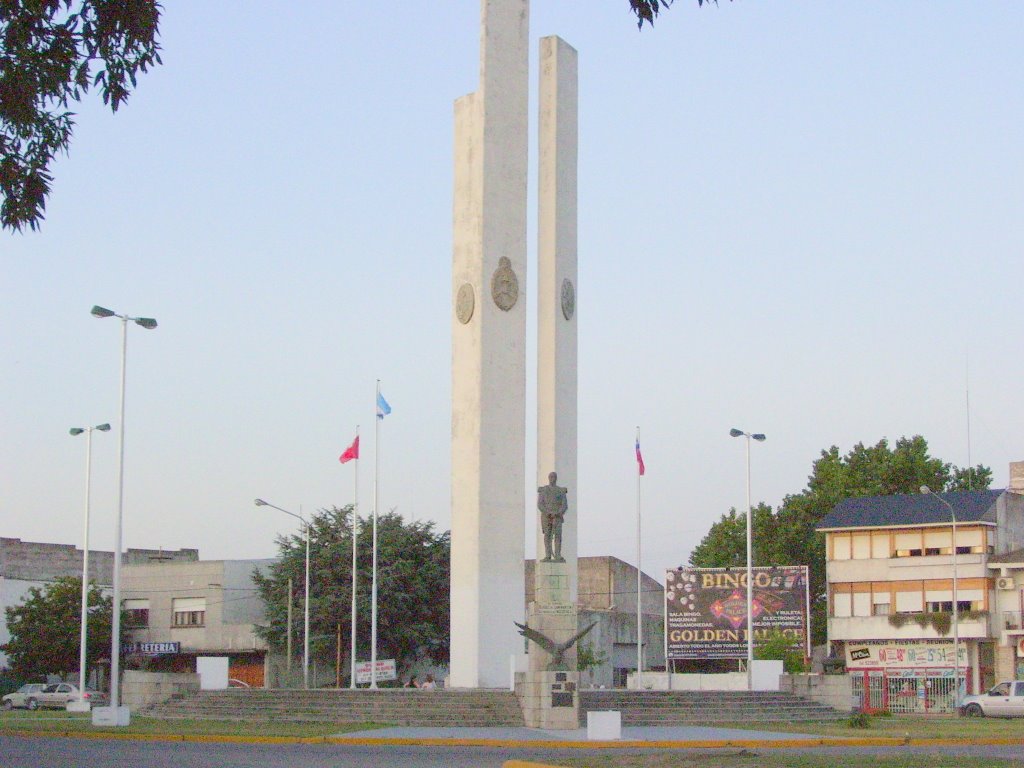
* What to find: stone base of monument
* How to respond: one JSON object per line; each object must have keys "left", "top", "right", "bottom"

{"left": 518, "top": 559, "right": 581, "bottom": 730}
{"left": 518, "top": 669, "right": 580, "bottom": 729}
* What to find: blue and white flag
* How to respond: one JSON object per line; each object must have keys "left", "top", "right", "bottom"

{"left": 376, "top": 392, "right": 392, "bottom": 419}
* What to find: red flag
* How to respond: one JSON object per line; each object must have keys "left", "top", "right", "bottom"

{"left": 339, "top": 435, "right": 359, "bottom": 464}
{"left": 635, "top": 439, "right": 645, "bottom": 476}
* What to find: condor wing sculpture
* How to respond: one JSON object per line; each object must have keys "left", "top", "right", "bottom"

{"left": 514, "top": 620, "right": 596, "bottom": 671}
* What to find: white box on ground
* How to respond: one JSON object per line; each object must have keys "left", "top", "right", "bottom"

{"left": 197, "top": 656, "right": 230, "bottom": 690}
{"left": 92, "top": 706, "right": 130, "bottom": 726}
{"left": 751, "top": 660, "right": 783, "bottom": 691}
{"left": 587, "top": 710, "right": 621, "bottom": 740}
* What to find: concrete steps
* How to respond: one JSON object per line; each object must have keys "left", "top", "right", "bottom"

{"left": 144, "top": 688, "right": 526, "bottom": 727}
{"left": 578, "top": 690, "right": 846, "bottom": 726}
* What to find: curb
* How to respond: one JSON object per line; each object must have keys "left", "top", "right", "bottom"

{"left": 4, "top": 730, "right": 1024, "bottom": 749}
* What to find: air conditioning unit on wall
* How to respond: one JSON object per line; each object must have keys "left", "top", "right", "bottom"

{"left": 996, "top": 577, "right": 1016, "bottom": 591}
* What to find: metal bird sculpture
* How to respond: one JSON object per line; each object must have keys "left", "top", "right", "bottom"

{"left": 514, "top": 620, "right": 597, "bottom": 671}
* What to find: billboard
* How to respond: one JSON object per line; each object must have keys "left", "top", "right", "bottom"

{"left": 665, "top": 566, "right": 809, "bottom": 660}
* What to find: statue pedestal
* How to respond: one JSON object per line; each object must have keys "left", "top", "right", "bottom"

{"left": 519, "top": 559, "right": 580, "bottom": 729}
{"left": 518, "top": 669, "right": 580, "bottom": 729}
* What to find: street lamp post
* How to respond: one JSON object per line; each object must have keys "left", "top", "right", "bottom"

{"left": 255, "top": 499, "right": 310, "bottom": 689}
{"left": 91, "top": 306, "right": 156, "bottom": 724}
{"left": 730, "top": 428, "right": 766, "bottom": 691}
{"left": 921, "top": 485, "right": 961, "bottom": 708}
{"left": 68, "top": 423, "right": 110, "bottom": 711}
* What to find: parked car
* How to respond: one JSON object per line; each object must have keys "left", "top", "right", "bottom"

{"left": 2, "top": 684, "right": 48, "bottom": 710}
{"left": 960, "top": 681, "right": 1024, "bottom": 717}
{"left": 26, "top": 683, "right": 107, "bottom": 710}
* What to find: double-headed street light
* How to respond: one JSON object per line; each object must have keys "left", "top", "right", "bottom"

{"left": 68, "top": 423, "right": 110, "bottom": 711}
{"left": 921, "top": 485, "right": 961, "bottom": 708}
{"left": 92, "top": 306, "right": 156, "bottom": 723}
{"left": 730, "top": 428, "right": 766, "bottom": 691}
{"left": 255, "top": 499, "right": 310, "bottom": 689}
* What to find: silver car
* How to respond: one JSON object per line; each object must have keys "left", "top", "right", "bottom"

{"left": 2, "top": 683, "right": 48, "bottom": 710}
{"left": 959, "top": 681, "right": 1024, "bottom": 717}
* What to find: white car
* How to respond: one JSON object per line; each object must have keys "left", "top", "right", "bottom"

{"left": 2, "top": 684, "right": 48, "bottom": 710}
{"left": 960, "top": 681, "right": 1024, "bottom": 717}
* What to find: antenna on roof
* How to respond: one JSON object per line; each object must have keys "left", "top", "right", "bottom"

{"left": 966, "top": 350, "right": 972, "bottom": 491}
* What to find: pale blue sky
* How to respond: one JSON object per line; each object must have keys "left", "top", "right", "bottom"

{"left": 3, "top": 1, "right": 1022, "bottom": 584}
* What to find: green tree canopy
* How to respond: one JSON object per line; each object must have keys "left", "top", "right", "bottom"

{"left": 689, "top": 436, "right": 992, "bottom": 644}
{"left": 252, "top": 506, "right": 450, "bottom": 682}
{"left": 1, "top": 576, "right": 114, "bottom": 679}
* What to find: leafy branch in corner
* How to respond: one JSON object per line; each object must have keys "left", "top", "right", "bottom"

{"left": 0, "top": 0, "right": 163, "bottom": 232}
{"left": 630, "top": 0, "right": 729, "bottom": 29}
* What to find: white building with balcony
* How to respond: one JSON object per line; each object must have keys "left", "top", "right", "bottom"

{"left": 818, "top": 464, "right": 1024, "bottom": 713}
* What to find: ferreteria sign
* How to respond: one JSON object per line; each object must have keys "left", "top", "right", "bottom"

{"left": 121, "top": 641, "right": 181, "bottom": 655}
{"left": 665, "top": 566, "right": 809, "bottom": 660}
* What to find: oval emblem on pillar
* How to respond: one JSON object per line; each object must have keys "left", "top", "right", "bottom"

{"left": 491, "top": 257, "right": 519, "bottom": 311}
{"left": 456, "top": 283, "right": 475, "bottom": 324}
{"left": 561, "top": 278, "right": 575, "bottom": 321}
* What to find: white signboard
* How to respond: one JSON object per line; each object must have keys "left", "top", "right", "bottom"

{"left": 355, "top": 659, "right": 397, "bottom": 684}
{"left": 197, "top": 656, "right": 230, "bottom": 690}
{"left": 846, "top": 640, "right": 966, "bottom": 670}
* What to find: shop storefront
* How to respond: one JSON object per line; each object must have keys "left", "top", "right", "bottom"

{"left": 846, "top": 640, "right": 970, "bottom": 714}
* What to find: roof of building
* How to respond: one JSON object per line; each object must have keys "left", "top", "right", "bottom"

{"left": 818, "top": 489, "right": 1003, "bottom": 531}
{"left": 989, "top": 547, "right": 1024, "bottom": 565}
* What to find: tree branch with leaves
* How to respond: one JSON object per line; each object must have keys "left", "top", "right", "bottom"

{"left": 0, "top": 0, "right": 162, "bottom": 232}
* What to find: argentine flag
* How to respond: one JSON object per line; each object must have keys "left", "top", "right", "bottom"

{"left": 376, "top": 392, "right": 392, "bottom": 419}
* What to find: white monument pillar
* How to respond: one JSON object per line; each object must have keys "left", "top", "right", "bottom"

{"left": 536, "top": 35, "right": 579, "bottom": 603}
{"left": 450, "top": 0, "right": 529, "bottom": 689}
{"left": 520, "top": 35, "right": 580, "bottom": 731}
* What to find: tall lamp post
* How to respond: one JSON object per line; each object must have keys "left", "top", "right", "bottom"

{"left": 255, "top": 499, "right": 310, "bottom": 689}
{"left": 91, "top": 305, "right": 156, "bottom": 724}
{"left": 921, "top": 485, "right": 961, "bottom": 708}
{"left": 68, "top": 423, "right": 110, "bottom": 712}
{"left": 730, "top": 428, "right": 766, "bottom": 691}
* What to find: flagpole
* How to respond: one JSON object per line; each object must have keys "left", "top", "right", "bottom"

{"left": 371, "top": 382, "right": 380, "bottom": 689}
{"left": 350, "top": 424, "right": 359, "bottom": 689}
{"left": 636, "top": 426, "right": 643, "bottom": 685}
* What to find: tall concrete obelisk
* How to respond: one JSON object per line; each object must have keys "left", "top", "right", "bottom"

{"left": 536, "top": 36, "right": 578, "bottom": 603}
{"left": 450, "top": 0, "right": 529, "bottom": 689}
{"left": 520, "top": 35, "right": 580, "bottom": 730}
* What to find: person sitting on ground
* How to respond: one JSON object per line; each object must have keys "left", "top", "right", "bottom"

{"left": 404, "top": 675, "right": 419, "bottom": 688}
{"left": 420, "top": 674, "right": 436, "bottom": 690}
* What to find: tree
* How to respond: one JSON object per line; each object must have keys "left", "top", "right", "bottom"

{"left": 252, "top": 506, "right": 450, "bottom": 682}
{"left": 689, "top": 435, "right": 991, "bottom": 644}
{"left": 754, "top": 629, "right": 808, "bottom": 674}
{"left": 1, "top": 0, "right": 162, "bottom": 232}
{"left": 631, "top": 0, "right": 727, "bottom": 28}
{"left": 1, "top": 576, "right": 115, "bottom": 680}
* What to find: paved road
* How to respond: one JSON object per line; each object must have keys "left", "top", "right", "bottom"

{"left": 1, "top": 736, "right": 600, "bottom": 768}
{"left": 4, "top": 735, "right": 1024, "bottom": 768}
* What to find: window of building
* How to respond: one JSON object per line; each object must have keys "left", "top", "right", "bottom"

{"left": 871, "top": 533, "right": 890, "bottom": 559}
{"left": 852, "top": 535, "right": 871, "bottom": 560}
{"left": 172, "top": 597, "right": 206, "bottom": 627}
{"left": 895, "top": 590, "right": 923, "bottom": 613}
{"left": 833, "top": 593, "right": 852, "bottom": 618}
{"left": 852, "top": 591, "right": 871, "bottom": 617}
{"left": 895, "top": 548, "right": 923, "bottom": 558}
{"left": 832, "top": 534, "right": 851, "bottom": 561}
{"left": 124, "top": 598, "right": 150, "bottom": 627}
{"left": 872, "top": 602, "right": 890, "bottom": 616}
{"left": 893, "top": 532, "right": 921, "bottom": 558}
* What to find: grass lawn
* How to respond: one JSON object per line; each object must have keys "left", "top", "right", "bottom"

{"left": 0, "top": 710, "right": 383, "bottom": 738}
{"left": 556, "top": 754, "right": 1024, "bottom": 768}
